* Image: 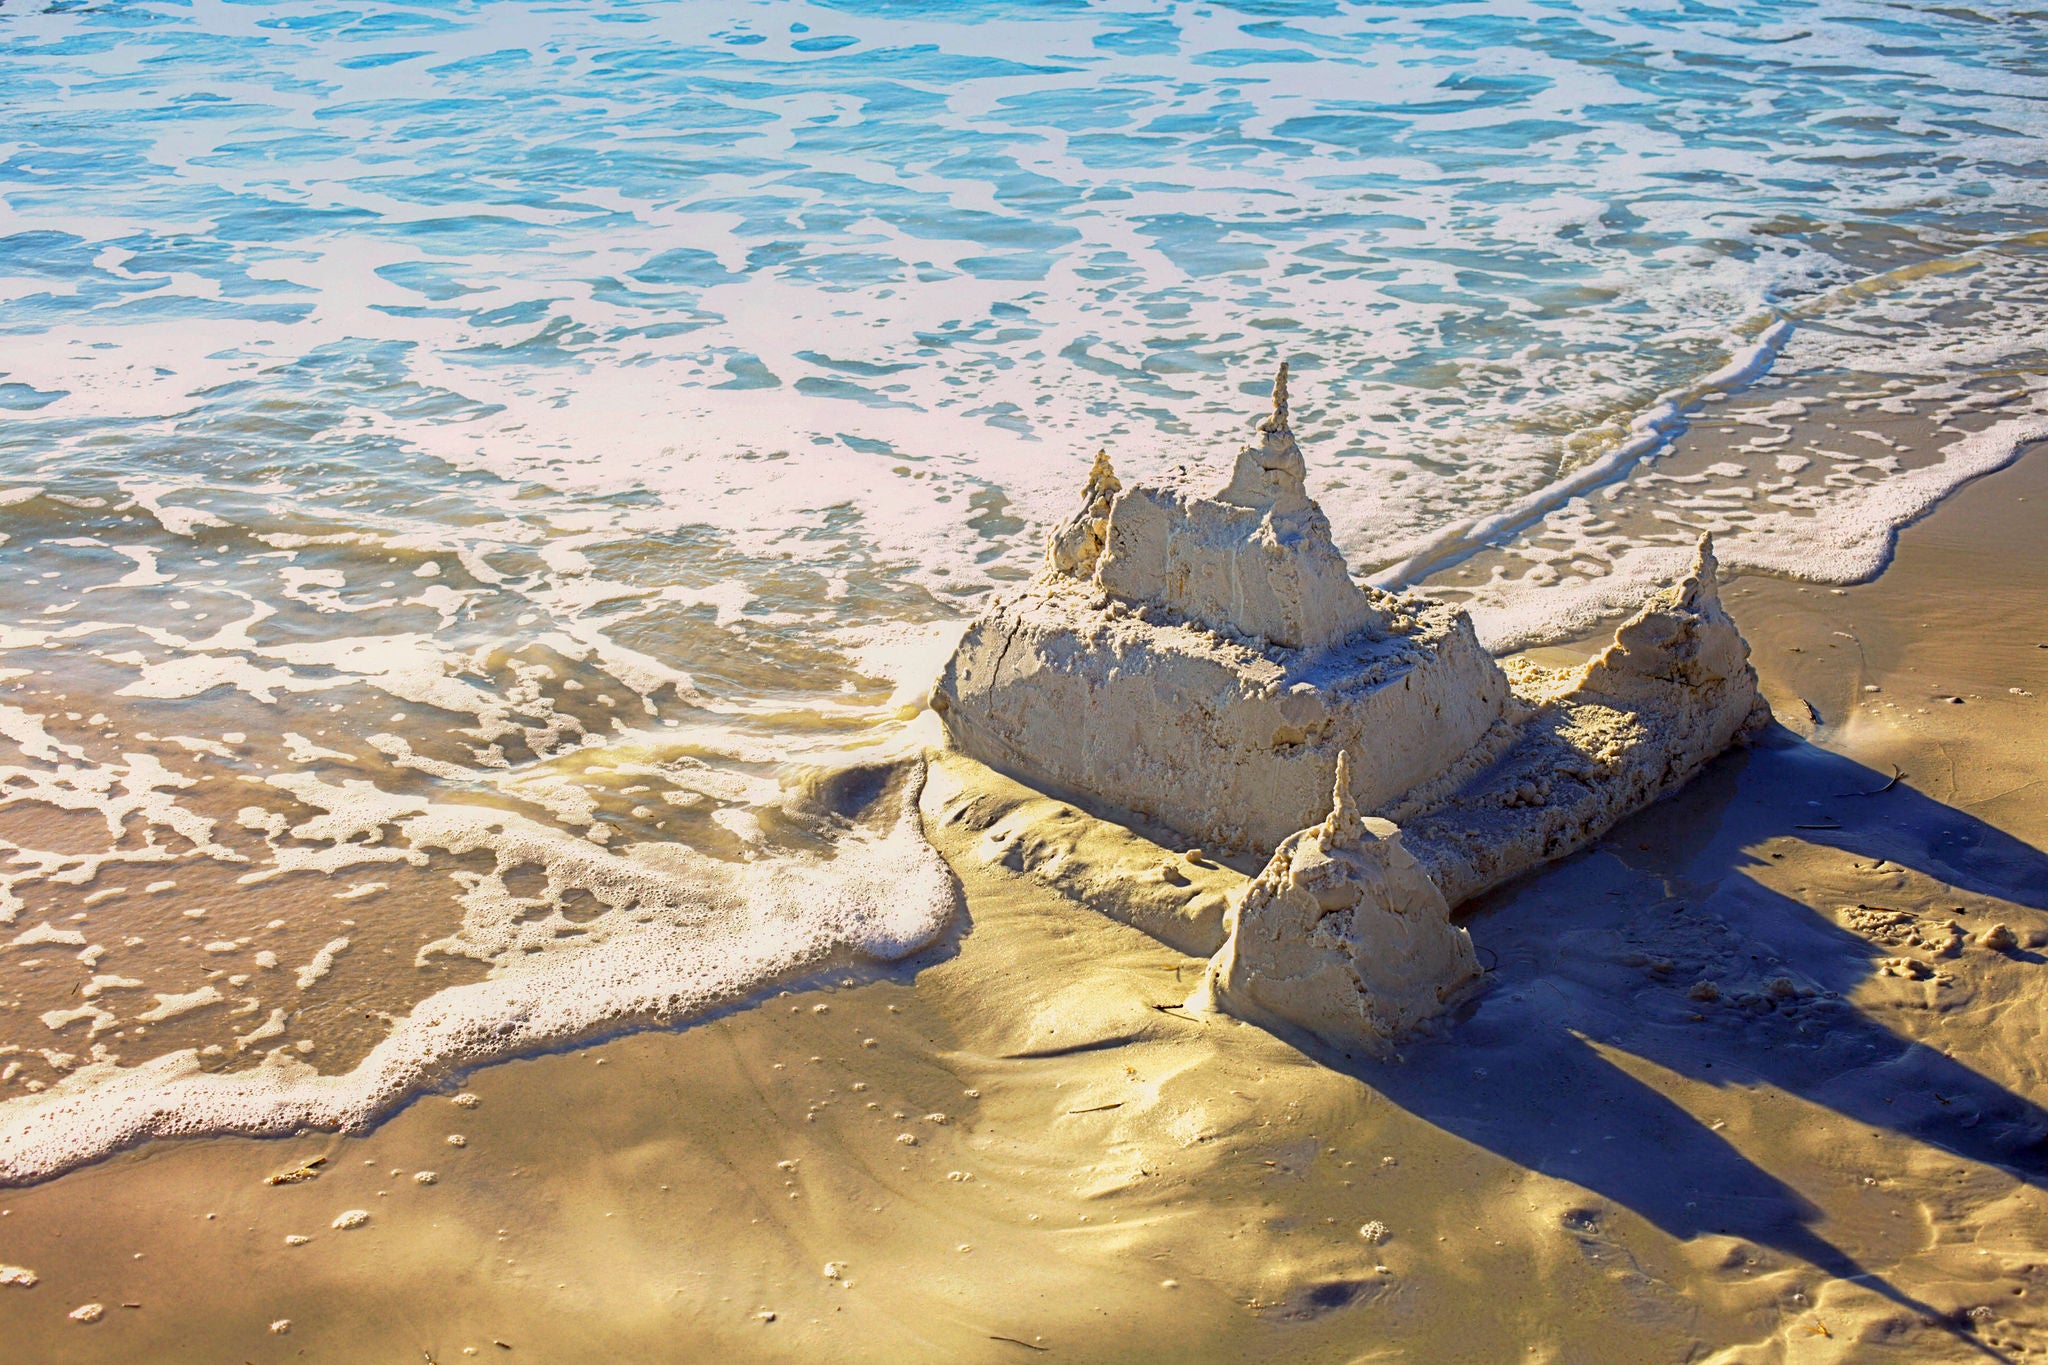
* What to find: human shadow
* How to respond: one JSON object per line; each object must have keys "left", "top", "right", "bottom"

{"left": 1325, "top": 732, "right": 2048, "bottom": 1358}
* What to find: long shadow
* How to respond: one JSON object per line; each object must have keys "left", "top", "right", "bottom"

{"left": 1752, "top": 733, "right": 2048, "bottom": 915}
{"left": 1323, "top": 731, "right": 2048, "bottom": 1358}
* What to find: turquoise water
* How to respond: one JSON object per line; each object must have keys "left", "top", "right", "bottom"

{"left": 5, "top": 1, "right": 2047, "bottom": 579}
{"left": 0, "top": 0, "right": 2044, "bottom": 1170}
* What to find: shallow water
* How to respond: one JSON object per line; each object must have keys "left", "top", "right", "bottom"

{"left": 0, "top": 0, "right": 2045, "bottom": 1175}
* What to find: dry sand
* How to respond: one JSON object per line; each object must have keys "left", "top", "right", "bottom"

{"left": 1, "top": 414, "right": 2045, "bottom": 1362}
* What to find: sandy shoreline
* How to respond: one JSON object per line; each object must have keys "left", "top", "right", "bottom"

{"left": 1, "top": 414, "right": 2046, "bottom": 1361}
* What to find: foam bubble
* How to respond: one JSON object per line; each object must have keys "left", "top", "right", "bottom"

{"left": 293, "top": 939, "right": 351, "bottom": 992}
{"left": 134, "top": 988, "right": 223, "bottom": 1025}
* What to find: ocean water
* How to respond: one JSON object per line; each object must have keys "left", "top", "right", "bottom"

{"left": 1, "top": 0, "right": 2045, "bottom": 1177}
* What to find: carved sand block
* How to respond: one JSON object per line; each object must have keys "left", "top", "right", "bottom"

{"left": 934, "top": 366, "right": 1770, "bottom": 1055}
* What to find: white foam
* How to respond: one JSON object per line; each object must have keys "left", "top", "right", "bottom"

{"left": 282, "top": 733, "right": 355, "bottom": 765}
{"left": 118, "top": 655, "right": 347, "bottom": 706}
{"left": 1451, "top": 404, "right": 2048, "bottom": 653}
{"left": 0, "top": 762, "right": 954, "bottom": 1185}
{"left": 40, "top": 1006, "right": 116, "bottom": 1036}
{"left": 832, "top": 621, "right": 973, "bottom": 713}
{"left": 1419, "top": 237, "right": 2048, "bottom": 647}
{"left": 1722, "top": 411, "right": 2048, "bottom": 584}
{"left": 134, "top": 987, "right": 223, "bottom": 1024}
{"left": 8, "top": 924, "right": 86, "bottom": 949}
{"left": 235, "top": 1008, "right": 287, "bottom": 1053}
{"left": 660, "top": 581, "right": 753, "bottom": 629}
{"left": 293, "top": 939, "right": 350, "bottom": 991}
{"left": 0, "top": 705, "right": 86, "bottom": 765}
{"left": 121, "top": 483, "right": 228, "bottom": 539}
{"left": 1372, "top": 320, "right": 1793, "bottom": 592}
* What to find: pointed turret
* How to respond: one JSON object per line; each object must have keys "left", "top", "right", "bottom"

{"left": 1195, "top": 737, "right": 1481, "bottom": 1055}
{"left": 1323, "top": 750, "right": 1365, "bottom": 847}
{"left": 1085, "top": 365, "right": 1390, "bottom": 649}
{"left": 1574, "top": 530, "right": 1757, "bottom": 712}
{"left": 1677, "top": 531, "right": 1721, "bottom": 615}
{"left": 1220, "top": 361, "right": 1308, "bottom": 512}
{"left": 1044, "top": 448, "right": 1123, "bottom": 578}
{"left": 1260, "top": 361, "right": 1291, "bottom": 436}
{"left": 1080, "top": 448, "right": 1120, "bottom": 507}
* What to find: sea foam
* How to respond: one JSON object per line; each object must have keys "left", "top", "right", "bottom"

{"left": 0, "top": 762, "right": 953, "bottom": 1186}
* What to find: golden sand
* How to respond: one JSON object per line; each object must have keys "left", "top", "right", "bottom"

{"left": 0, "top": 424, "right": 2044, "bottom": 1363}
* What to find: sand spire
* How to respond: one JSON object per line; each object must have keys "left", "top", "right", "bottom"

{"left": 1044, "top": 448, "right": 1124, "bottom": 577}
{"left": 1260, "top": 360, "right": 1290, "bottom": 435}
{"left": 1325, "top": 749, "right": 1364, "bottom": 846}
{"left": 1222, "top": 360, "right": 1307, "bottom": 510}
{"left": 1081, "top": 448, "right": 1120, "bottom": 505}
{"left": 1683, "top": 531, "right": 1720, "bottom": 610}
{"left": 1197, "top": 738, "right": 1481, "bottom": 1057}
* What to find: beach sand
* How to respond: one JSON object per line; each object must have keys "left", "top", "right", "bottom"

{"left": 1, "top": 411, "right": 2045, "bottom": 1362}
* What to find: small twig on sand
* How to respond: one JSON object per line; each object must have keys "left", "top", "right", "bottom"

{"left": 1067, "top": 1102, "right": 1124, "bottom": 1115}
{"left": 1837, "top": 764, "right": 1904, "bottom": 798}
{"left": 263, "top": 1155, "right": 327, "bottom": 1186}
{"left": 989, "top": 1334, "right": 1050, "bottom": 1351}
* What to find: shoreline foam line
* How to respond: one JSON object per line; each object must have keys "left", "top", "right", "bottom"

{"left": 1369, "top": 318, "right": 1795, "bottom": 594}
{"left": 1724, "top": 409, "right": 2048, "bottom": 585}
{"left": 1445, "top": 404, "right": 2048, "bottom": 657}
{"left": 0, "top": 767, "right": 955, "bottom": 1188}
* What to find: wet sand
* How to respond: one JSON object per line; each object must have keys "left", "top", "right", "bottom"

{"left": 2, "top": 424, "right": 2046, "bottom": 1361}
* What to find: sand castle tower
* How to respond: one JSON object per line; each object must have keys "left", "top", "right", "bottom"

{"left": 936, "top": 365, "right": 1513, "bottom": 855}
{"left": 1191, "top": 751, "right": 1485, "bottom": 1056}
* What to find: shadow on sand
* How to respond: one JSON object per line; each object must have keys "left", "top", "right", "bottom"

{"left": 1329, "top": 727, "right": 2048, "bottom": 1361}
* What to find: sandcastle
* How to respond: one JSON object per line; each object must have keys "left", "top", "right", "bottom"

{"left": 934, "top": 366, "right": 1769, "bottom": 1055}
